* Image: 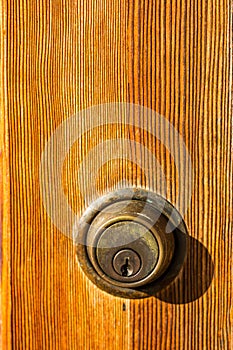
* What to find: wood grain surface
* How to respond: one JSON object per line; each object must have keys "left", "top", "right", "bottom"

{"left": 1, "top": 0, "right": 232, "bottom": 349}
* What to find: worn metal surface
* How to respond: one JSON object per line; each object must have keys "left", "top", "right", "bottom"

{"left": 75, "top": 188, "right": 187, "bottom": 298}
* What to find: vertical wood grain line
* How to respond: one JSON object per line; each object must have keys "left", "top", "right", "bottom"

{"left": 1, "top": 0, "right": 12, "bottom": 348}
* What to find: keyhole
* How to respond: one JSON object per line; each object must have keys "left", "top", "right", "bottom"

{"left": 121, "top": 258, "right": 131, "bottom": 277}
{"left": 112, "top": 249, "right": 141, "bottom": 277}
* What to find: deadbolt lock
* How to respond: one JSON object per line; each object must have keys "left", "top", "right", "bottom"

{"left": 75, "top": 189, "right": 188, "bottom": 298}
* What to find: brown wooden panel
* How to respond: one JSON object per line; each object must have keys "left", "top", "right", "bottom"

{"left": 1, "top": 0, "right": 232, "bottom": 349}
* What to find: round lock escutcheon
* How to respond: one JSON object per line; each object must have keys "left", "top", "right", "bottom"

{"left": 86, "top": 200, "right": 175, "bottom": 288}
{"left": 75, "top": 188, "right": 188, "bottom": 299}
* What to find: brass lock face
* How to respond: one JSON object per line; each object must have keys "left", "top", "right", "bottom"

{"left": 75, "top": 188, "right": 188, "bottom": 299}
{"left": 95, "top": 221, "right": 159, "bottom": 284}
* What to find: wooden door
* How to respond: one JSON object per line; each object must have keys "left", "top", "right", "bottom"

{"left": 1, "top": 0, "right": 232, "bottom": 349}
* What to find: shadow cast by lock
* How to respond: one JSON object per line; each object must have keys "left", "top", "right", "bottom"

{"left": 144, "top": 234, "right": 214, "bottom": 304}
{"left": 75, "top": 188, "right": 215, "bottom": 301}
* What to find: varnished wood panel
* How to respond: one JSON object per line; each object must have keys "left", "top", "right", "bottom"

{"left": 1, "top": 0, "right": 232, "bottom": 349}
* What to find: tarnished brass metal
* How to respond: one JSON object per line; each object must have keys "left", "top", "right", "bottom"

{"left": 75, "top": 188, "right": 188, "bottom": 299}
{"left": 94, "top": 221, "right": 159, "bottom": 285}
{"left": 85, "top": 200, "right": 175, "bottom": 288}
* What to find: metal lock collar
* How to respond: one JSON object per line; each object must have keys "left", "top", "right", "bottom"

{"left": 75, "top": 188, "right": 188, "bottom": 299}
